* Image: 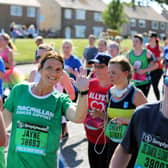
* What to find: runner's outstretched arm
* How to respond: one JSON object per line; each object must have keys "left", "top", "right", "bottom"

{"left": 66, "top": 93, "right": 88, "bottom": 123}
{"left": 66, "top": 68, "right": 88, "bottom": 123}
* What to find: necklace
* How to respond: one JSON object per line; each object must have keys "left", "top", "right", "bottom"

{"left": 110, "top": 84, "right": 131, "bottom": 98}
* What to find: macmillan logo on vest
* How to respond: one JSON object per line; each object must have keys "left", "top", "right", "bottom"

{"left": 16, "top": 105, "right": 54, "bottom": 120}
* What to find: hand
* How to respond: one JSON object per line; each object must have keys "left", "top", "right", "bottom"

{"left": 89, "top": 108, "right": 104, "bottom": 120}
{"left": 112, "top": 117, "right": 129, "bottom": 126}
{"left": 75, "top": 67, "right": 89, "bottom": 91}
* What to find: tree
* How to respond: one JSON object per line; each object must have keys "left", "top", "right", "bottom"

{"left": 102, "top": 0, "right": 127, "bottom": 31}
{"left": 131, "top": 0, "right": 168, "bottom": 11}
{"left": 149, "top": 0, "right": 168, "bottom": 4}
{"left": 131, "top": 0, "right": 168, "bottom": 5}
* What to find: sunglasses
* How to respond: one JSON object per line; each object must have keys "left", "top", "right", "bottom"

{"left": 94, "top": 64, "right": 107, "bottom": 69}
{"left": 109, "top": 45, "right": 118, "bottom": 49}
{"left": 163, "top": 75, "right": 168, "bottom": 86}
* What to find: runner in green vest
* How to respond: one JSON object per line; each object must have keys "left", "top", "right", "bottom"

{"left": 2, "top": 52, "right": 89, "bottom": 168}
{"left": 127, "top": 34, "right": 158, "bottom": 97}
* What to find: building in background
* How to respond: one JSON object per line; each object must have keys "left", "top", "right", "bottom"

{"left": 0, "top": 0, "right": 40, "bottom": 33}
{"left": 1, "top": 0, "right": 168, "bottom": 39}
{"left": 37, "top": 0, "right": 106, "bottom": 38}
{"left": 121, "top": 5, "right": 168, "bottom": 38}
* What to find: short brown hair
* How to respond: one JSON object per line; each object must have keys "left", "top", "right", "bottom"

{"left": 109, "top": 56, "right": 133, "bottom": 81}
{"left": 89, "top": 34, "right": 96, "bottom": 39}
{"left": 98, "top": 39, "right": 107, "bottom": 46}
{"left": 38, "top": 51, "right": 64, "bottom": 71}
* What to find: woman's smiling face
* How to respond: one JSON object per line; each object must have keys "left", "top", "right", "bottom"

{"left": 39, "top": 58, "right": 63, "bottom": 86}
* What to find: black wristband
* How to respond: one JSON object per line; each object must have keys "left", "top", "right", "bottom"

{"left": 78, "top": 90, "right": 89, "bottom": 95}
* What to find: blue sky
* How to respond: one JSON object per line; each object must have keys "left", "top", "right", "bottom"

{"left": 102, "top": 0, "right": 163, "bottom": 13}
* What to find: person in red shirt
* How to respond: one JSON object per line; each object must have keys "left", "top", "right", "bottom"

{"left": 146, "top": 32, "right": 163, "bottom": 100}
{"left": 84, "top": 53, "right": 112, "bottom": 168}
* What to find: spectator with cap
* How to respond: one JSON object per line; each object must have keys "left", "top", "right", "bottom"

{"left": 83, "top": 53, "right": 113, "bottom": 168}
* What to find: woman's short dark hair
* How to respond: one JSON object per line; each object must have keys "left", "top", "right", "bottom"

{"left": 38, "top": 51, "right": 64, "bottom": 71}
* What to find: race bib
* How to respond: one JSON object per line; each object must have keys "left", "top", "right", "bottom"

{"left": 15, "top": 121, "right": 49, "bottom": 155}
{"left": 135, "top": 133, "right": 168, "bottom": 168}
{"left": 105, "top": 120, "right": 127, "bottom": 143}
